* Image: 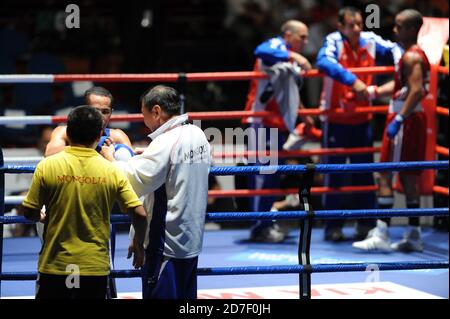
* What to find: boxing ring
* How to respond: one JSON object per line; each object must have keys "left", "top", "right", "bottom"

{"left": 0, "top": 65, "right": 449, "bottom": 299}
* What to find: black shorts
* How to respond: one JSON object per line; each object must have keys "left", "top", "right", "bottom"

{"left": 142, "top": 255, "right": 198, "bottom": 299}
{"left": 36, "top": 273, "right": 108, "bottom": 299}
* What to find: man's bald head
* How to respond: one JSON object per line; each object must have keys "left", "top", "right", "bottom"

{"left": 281, "top": 20, "right": 309, "bottom": 53}
{"left": 281, "top": 20, "right": 308, "bottom": 36}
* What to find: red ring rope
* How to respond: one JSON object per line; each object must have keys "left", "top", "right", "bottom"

{"left": 208, "top": 185, "right": 379, "bottom": 198}
{"left": 213, "top": 147, "right": 380, "bottom": 159}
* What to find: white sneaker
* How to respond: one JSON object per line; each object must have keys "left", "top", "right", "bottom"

{"left": 352, "top": 220, "right": 392, "bottom": 252}
{"left": 282, "top": 133, "right": 308, "bottom": 151}
{"left": 391, "top": 227, "right": 423, "bottom": 252}
{"left": 204, "top": 222, "right": 221, "bottom": 231}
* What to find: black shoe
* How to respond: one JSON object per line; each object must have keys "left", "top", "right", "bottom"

{"left": 433, "top": 216, "right": 449, "bottom": 232}
{"left": 324, "top": 228, "right": 345, "bottom": 242}
{"left": 250, "top": 224, "right": 286, "bottom": 243}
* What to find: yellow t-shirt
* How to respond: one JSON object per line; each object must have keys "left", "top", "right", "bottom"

{"left": 23, "top": 146, "right": 142, "bottom": 276}
{"left": 443, "top": 45, "right": 449, "bottom": 67}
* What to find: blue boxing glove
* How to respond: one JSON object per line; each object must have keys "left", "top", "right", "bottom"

{"left": 114, "top": 144, "right": 134, "bottom": 161}
{"left": 95, "top": 135, "right": 109, "bottom": 152}
{"left": 387, "top": 114, "right": 404, "bottom": 138}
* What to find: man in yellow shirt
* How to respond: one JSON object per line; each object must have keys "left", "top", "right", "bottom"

{"left": 22, "top": 105, "right": 147, "bottom": 299}
{"left": 42, "top": 86, "right": 134, "bottom": 299}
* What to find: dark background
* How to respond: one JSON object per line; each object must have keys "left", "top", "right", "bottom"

{"left": 0, "top": 0, "right": 448, "bottom": 146}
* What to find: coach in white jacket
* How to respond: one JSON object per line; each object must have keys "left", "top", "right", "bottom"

{"left": 102, "top": 85, "right": 211, "bottom": 299}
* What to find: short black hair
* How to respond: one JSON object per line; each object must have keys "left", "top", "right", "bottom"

{"left": 67, "top": 105, "right": 103, "bottom": 145}
{"left": 140, "top": 85, "right": 181, "bottom": 116}
{"left": 338, "top": 6, "right": 362, "bottom": 24}
{"left": 84, "top": 86, "right": 114, "bottom": 107}
{"left": 398, "top": 9, "right": 423, "bottom": 33}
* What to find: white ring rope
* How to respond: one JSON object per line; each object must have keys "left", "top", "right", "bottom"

{"left": 0, "top": 75, "right": 54, "bottom": 83}
{"left": 4, "top": 196, "right": 25, "bottom": 205}
{"left": 0, "top": 116, "right": 53, "bottom": 125}
{"left": 3, "top": 157, "right": 43, "bottom": 165}
{"left": 0, "top": 114, "right": 139, "bottom": 125}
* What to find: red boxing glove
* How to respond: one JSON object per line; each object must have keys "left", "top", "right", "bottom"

{"left": 294, "top": 122, "right": 306, "bottom": 136}
{"left": 308, "top": 126, "right": 322, "bottom": 140}
{"left": 294, "top": 123, "right": 322, "bottom": 140}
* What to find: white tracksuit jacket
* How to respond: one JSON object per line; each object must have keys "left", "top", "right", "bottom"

{"left": 116, "top": 114, "right": 212, "bottom": 258}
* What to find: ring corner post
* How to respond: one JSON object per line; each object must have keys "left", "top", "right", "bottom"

{"left": 297, "top": 163, "right": 315, "bottom": 299}
{"left": 0, "top": 147, "right": 4, "bottom": 297}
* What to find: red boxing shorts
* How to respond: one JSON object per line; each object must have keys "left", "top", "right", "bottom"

{"left": 380, "top": 111, "right": 427, "bottom": 175}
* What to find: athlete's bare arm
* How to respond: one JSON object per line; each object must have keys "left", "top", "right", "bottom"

{"left": 375, "top": 80, "right": 395, "bottom": 97}
{"left": 399, "top": 51, "right": 425, "bottom": 117}
{"left": 44, "top": 126, "right": 69, "bottom": 157}
{"left": 369, "top": 53, "right": 424, "bottom": 102}
{"left": 46, "top": 125, "right": 132, "bottom": 157}
{"left": 109, "top": 128, "right": 133, "bottom": 148}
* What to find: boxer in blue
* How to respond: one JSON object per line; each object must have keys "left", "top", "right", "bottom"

{"left": 45, "top": 86, "right": 134, "bottom": 161}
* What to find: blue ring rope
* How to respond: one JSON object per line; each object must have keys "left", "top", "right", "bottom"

{"left": 1, "top": 208, "right": 448, "bottom": 224}
{"left": 1, "top": 261, "right": 447, "bottom": 280}
{"left": 2, "top": 161, "right": 448, "bottom": 175}
{"left": 206, "top": 208, "right": 449, "bottom": 221}
{"left": 1, "top": 160, "right": 448, "bottom": 295}
{"left": 197, "top": 261, "right": 450, "bottom": 276}
{"left": 209, "top": 161, "right": 449, "bottom": 175}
